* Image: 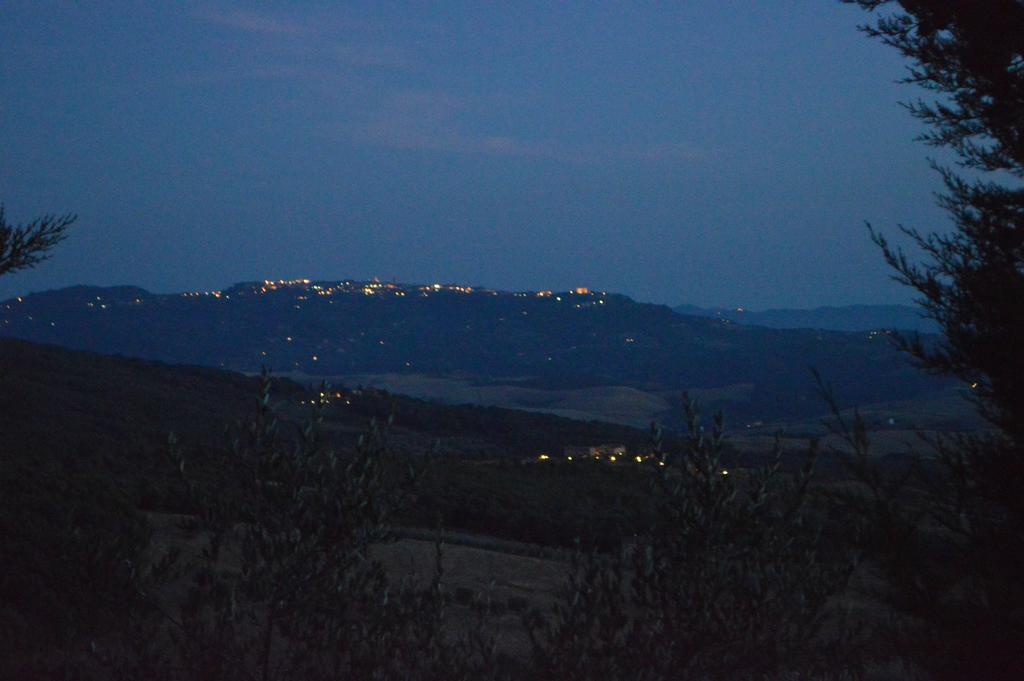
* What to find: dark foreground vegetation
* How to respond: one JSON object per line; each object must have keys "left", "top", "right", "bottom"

{"left": 0, "top": 338, "right": 833, "bottom": 552}
{"left": 0, "top": 338, "right": 1020, "bottom": 679}
{"left": 0, "top": 357, "right": 853, "bottom": 679}
{"left": 3, "top": 1, "right": 1023, "bottom": 678}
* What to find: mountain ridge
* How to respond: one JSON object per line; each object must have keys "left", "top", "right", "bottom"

{"left": 1, "top": 279, "right": 951, "bottom": 424}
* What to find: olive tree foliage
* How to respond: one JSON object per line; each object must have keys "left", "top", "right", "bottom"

{"left": 109, "top": 370, "right": 496, "bottom": 681}
{"left": 0, "top": 204, "right": 90, "bottom": 680}
{"left": 838, "top": 3, "right": 1024, "bottom": 677}
{"left": 819, "top": 374, "right": 1024, "bottom": 681}
{"left": 0, "top": 464, "right": 152, "bottom": 680}
{"left": 528, "top": 397, "right": 858, "bottom": 681}
{"left": 0, "top": 204, "right": 75, "bottom": 278}
{"left": 843, "top": 0, "right": 1024, "bottom": 444}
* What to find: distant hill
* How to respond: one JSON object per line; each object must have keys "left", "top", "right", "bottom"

{"left": 673, "top": 303, "right": 938, "bottom": 333}
{"left": 0, "top": 279, "right": 951, "bottom": 423}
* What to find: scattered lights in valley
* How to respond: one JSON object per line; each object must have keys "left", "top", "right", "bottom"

{"left": 537, "top": 446, "right": 661, "bottom": 467}
{"left": 298, "top": 390, "right": 352, "bottom": 407}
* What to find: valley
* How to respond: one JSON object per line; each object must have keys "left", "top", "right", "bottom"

{"left": 0, "top": 279, "right": 962, "bottom": 429}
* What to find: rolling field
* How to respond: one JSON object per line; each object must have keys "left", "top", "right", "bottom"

{"left": 146, "top": 513, "right": 567, "bottom": 661}
{"left": 294, "top": 371, "right": 982, "bottom": 445}
{"left": 293, "top": 371, "right": 673, "bottom": 428}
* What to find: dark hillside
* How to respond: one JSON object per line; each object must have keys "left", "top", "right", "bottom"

{"left": 0, "top": 339, "right": 649, "bottom": 503}
{"left": 0, "top": 337, "right": 283, "bottom": 459}
{"left": 0, "top": 339, "right": 812, "bottom": 550}
{"left": 674, "top": 302, "right": 938, "bottom": 333}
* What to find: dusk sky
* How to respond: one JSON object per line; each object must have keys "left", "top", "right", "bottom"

{"left": 1, "top": 2, "right": 951, "bottom": 309}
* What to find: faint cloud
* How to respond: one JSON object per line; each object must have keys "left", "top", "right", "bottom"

{"left": 200, "top": 9, "right": 310, "bottom": 36}
{"left": 175, "top": 64, "right": 312, "bottom": 87}
{"left": 192, "top": 10, "right": 702, "bottom": 163}
{"left": 347, "top": 91, "right": 704, "bottom": 163}
{"left": 184, "top": 7, "right": 414, "bottom": 86}
{"left": 330, "top": 44, "right": 412, "bottom": 70}
{"left": 352, "top": 126, "right": 705, "bottom": 162}
{"left": 609, "top": 141, "right": 704, "bottom": 161}
{"left": 357, "top": 126, "right": 557, "bottom": 159}
{"left": 196, "top": 6, "right": 418, "bottom": 68}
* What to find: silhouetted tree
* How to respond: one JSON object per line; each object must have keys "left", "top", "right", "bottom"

{"left": 839, "top": 4, "right": 1024, "bottom": 677}
{"left": 844, "top": 0, "right": 1024, "bottom": 444}
{"left": 0, "top": 204, "right": 75, "bottom": 278}
{"left": 0, "top": 205, "right": 81, "bottom": 677}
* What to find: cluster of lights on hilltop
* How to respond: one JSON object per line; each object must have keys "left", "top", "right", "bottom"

{"left": 9, "top": 279, "right": 610, "bottom": 331}
{"left": 182, "top": 290, "right": 224, "bottom": 299}
{"left": 417, "top": 283, "right": 474, "bottom": 294}
{"left": 2, "top": 279, "right": 610, "bottom": 369}
{"left": 252, "top": 279, "right": 495, "bottom": 298}
{"left": 170, "top": 278, "right": 609, "bottom": 303}
{"left": 260, "top": 279, "right": 312, "bottom": 292}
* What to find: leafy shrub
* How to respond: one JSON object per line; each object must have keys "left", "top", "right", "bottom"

{"left": 821, "top": 382, "right": 1024, "bottom": 681}
{"left": 528, "top": 396, "right": 858, "bottom": 680}
{"left": 0, "top": 461, "right": 149, "bottom": 678}
{"left": 108, "top": 370, "right": 505, "bottom": 681}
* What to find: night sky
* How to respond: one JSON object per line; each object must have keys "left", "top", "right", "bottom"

{"left": 1, "top": 2, "right": 950, "bottom": 308}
